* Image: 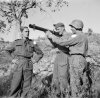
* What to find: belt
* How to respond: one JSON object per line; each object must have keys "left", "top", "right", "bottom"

{"left": 56, "top": 51, "right": 70, "bottom": 54}
{"left": 70, "top": 53, "right": 85, "bottom": 58}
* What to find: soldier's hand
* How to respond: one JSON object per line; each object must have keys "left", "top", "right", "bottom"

{"left": 46, "top": 30, "right": 53, "bottom": 38}
{"left": 45, "top": 30, "right": 51, "bottom": 35}
{"left": 12, "top": 59, "right": 18, "bottom": 64}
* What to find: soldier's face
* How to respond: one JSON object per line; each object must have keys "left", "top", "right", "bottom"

{"left": 70, "top": 26, "right": 77, "bottom": 34}
{"left": 22, "top": 28, "right": 29, "bottom": 38}
{"left": 55, "top": 26, "right": 65, "bottom": 35}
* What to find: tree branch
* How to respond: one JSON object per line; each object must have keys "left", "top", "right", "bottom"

{"left": 0, "top": 8, "right": 11, "bottom": 18}
{"left": 25, "top": 1, "right": 36, "bottom": 10}
{"left": 18, "top": 0, "right": 36, "bottom": 20}
{"left": 10, "top": 1, "right": 17, "bottom": 19}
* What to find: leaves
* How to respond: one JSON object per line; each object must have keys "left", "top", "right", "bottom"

{"left": 0, "top": 20, "right": 6, "bottom": 33}
{"left": 0, "top": 20, "right": 6, "bottom": 28}
{"left": 36, "top": 0, "right": 68, "bottom": 12}
{"left": 0, "top": 0, "right": 36, "bottom": 22}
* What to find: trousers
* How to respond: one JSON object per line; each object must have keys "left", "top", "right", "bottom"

{"left": 9, "top": 58, "right": 33, "bottom": 98}
{"left": 52, "top": 52, "right": 70, "bottom": 98}
{"left": 69, "top": 55, "right": 87, "bottom": 98}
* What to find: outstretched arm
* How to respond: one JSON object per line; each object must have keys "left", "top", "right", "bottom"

{"left": 46, "top": 31, "right": 81, "bottom": 46}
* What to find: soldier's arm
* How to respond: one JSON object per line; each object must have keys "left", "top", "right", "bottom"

{"left": 47, "top": 38, "right": 58, "bottom": 48}
{"left": 5, "top": 42, "right": 15, "bottom": 52}
{"left": 4, "top": 41, "right": 15, "bottom": 60}
{"left": 33, "top": 44, "right": 43, "bottom": 63}
{"left": 45, "top": 31, "right": 58, "bottom": 47}
{"left": 46, "top": 31, "right": 81, "bottom": 46}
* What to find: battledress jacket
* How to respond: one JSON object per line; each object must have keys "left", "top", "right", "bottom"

{"left": 5, "top": 38, "right": 43, "bottom": 69}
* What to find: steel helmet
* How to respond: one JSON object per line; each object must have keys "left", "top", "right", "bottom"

{"left": 69, "top": 19, "right": 84, "bottom": 30}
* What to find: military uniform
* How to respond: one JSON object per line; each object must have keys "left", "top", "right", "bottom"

{"left": 47, "top": 32, "right": 88, "bottom": 98}
{"left": 48, "top": 31, "right": 71, "bottom": 98}
{"left": 5, "top": 38, "right": 43, "bottom": 98}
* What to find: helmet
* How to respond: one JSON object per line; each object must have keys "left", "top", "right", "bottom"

{"left": 69, "top": 19, "right": 84, "bottom": 30}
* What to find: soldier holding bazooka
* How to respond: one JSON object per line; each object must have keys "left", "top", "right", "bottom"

{"left": 29, "top": 23, "right": 71, "bottom": 98}
{"left": 29, "top": 20, "right": 89, "bottom": 98}
{"left": 45, "top": 20, "right": 89, "bottom": 98}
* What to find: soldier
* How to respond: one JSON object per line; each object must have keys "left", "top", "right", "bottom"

{"left": 5, "top": 26, "right": 43, "bottom": 98}
{"left": 46, "top": 22, "right": 71, "bottom": 98}
{"left": 46, "top": 19, "right": 88, "bottom": 98}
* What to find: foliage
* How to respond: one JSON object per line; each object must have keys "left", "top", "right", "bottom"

{"left": 0, "top": 0, "right": 68, "bottom": 23}
{"left": 0, "top": 0, "right": 68, "bottom": 39}
{"left": 0, "top": 0, "right": 36, "bottom": 24}
{"left": 0, "top": 75, "right": 12, "bottom": 96}
{"left": 0, "top": 20, "right": 6, "bottom": 33}
{"left": 36, "top": 0, "right": 68, "bottom": 12}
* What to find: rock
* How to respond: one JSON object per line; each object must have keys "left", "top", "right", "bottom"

{"left": 0, "top": 70, "right": 4, "bottom": 77}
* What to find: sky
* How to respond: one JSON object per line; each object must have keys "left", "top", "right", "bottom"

{"left": 23, "top": 0, "right": 100, "bottom": 39}
{"left": 0, "top": 0, "right": 100, "bottom": 41}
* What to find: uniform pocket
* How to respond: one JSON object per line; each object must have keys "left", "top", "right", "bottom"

{"left": 15, "top": 44, "right": 23, "bottom": 52}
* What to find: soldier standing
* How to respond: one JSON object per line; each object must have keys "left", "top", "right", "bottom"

{"left": 46, "top": 22, "right": 71, "bottom": 98}
{"left": 46, "top": 20, "right": 88, "bottom": 98}
{"left": 5, "top": 26, "right": 43, "bottom": 98}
